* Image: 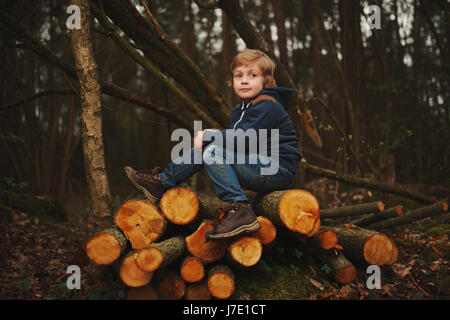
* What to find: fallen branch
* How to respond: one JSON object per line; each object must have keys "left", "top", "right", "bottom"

{"left": 352, "top": 205, "right": 403, "bottom": 228}
{"left": 320, "top": 201, "right": 385, "bottom": 219}
{"left": 366, "top": 201, "right": 448, "bottom": 231}
{"left": 303, "top": 162, "right": 436, "bottom": 204}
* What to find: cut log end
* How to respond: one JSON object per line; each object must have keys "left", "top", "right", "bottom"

{"left": 229, "top": 236, "right": 262, "bottom": 267}
{"left": 378, "top": 201, "right": 385, "bottom": 212}
{"left": 207, "top": 266, "right": 235, "bottom": 299}
{"left": 86, "top": 232, "right": 122, "bottom": 265}
{"left": 278, "top": 189, "right": 320, "bottom": 235}
{"left": 136, "top": 247, "right": 163, "bottom": 272}
{"left": 364, "top": 233, "right": 398, "bottom": 266}
{"left": 334, "top": 265, "right": 357, "bottom": 284}
{"left": 317, "top": 229, "right": 338, "bottom": 250}
{"left": 254, "top": 216, "right": 276, "bottom": 245}
{"left": 185, "top": 221, "right": 227, "bottom": 263}
{"left": 395, "top": 205, "right": 404, "bottom": 216}
{"left": 114, "top": 200, "right": 166, "bottom": 250}
{"left": 157, "top": 275, "right": 186, "bottom": 300}
{"left": 180, "top": 256, "right": 205, "bottom": 283}
{"left": 160, "top": 187, "right": 199, "bottom": 225}
{"left": 119, "top": 252, "right": 153, "bottom": 287}
{"left": 185, "top": 282, "right": 212, "bottom": 300}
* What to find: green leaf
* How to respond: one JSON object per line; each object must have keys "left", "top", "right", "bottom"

{"left": 320, "top": 264, "right": 332, "bottom": 274}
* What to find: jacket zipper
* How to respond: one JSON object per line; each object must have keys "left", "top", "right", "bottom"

{"left": 232, "top": 101, "right": 251, "bottom": 131}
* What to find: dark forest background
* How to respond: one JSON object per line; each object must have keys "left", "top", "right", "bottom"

{"left": 0, "top": 0, "right": 448, "bottom": 204}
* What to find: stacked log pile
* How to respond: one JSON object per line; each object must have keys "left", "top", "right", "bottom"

{"left": 84, "top": 186, "right": 448, "bottom": 300}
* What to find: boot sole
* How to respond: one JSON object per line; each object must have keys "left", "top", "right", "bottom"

{"left": 206, "top": 220, "right": 261, "bottom": 240}
{"left": 124, "top": 167, "right": 160, "bottom": 202}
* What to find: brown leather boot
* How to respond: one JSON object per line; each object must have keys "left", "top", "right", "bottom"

{"left": 124, "top": 166, "right": 166, "bottom": 201}
{"left": 205, "top": 202, "right": 260, "bottom": 240}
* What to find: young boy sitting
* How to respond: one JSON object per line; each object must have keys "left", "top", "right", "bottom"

{"left": 124, "top": 49, "right": 302, "bottom": 240}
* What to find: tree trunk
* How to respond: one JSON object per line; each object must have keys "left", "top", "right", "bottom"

{"left": 272, "top": 0, "right": 290, "bottom": 76}
{"left": 70, "top": 0, "right": 112, "bottom": 231}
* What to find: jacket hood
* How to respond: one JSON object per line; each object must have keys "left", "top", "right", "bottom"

{"left": 258, "top": 87, "right": 294, "bottom": 111}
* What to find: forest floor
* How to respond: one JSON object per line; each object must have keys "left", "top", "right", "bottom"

{"left": 0, "top": 177, "right": 449, "bottom": 300}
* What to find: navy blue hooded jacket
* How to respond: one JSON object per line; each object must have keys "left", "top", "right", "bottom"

{"left": 203, "top": 86, "right": 302, "bottom": 175}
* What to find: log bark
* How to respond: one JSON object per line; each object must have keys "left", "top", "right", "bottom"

{"left": 320, "top": 201, "right": 385, "bottom": 219}
{"left": 366, "top": 201, "right": 448, "bottom": 231}
{"left": 185, "top": 221, "right": 228, "bottom": 263}
{"left": 327, "top": 225, "right": 398, "bottom": 266}
{"left": 180, "top": 256, "right": 205, "bottom": 283}
{"left": 352, "top": 205, "right": 403, "bottom": 227}
{"left": 254, "top": 216, "right": 277, "bottom": 245}
{"left": 185, "top": 282, "right": 212, "bottom": 300}
{"left": 136, "top": 236, "right": 185, "bottom": 272}
{"left": 304, "top": 162, "right": 436, "bottom": 204}
{"left": 70, "top": 0, "right": 112, "bottom": 230}
{"left": 299, "top": 233, "right": 357, "bottom": 285}
{"left": 317, "top": 250, "right": 357, "bottom": 284}
{"left": 228, "top": 236, "right": 263, "bottom": 267}
{"left": 207, "top": 265, "right": 235, "bottom": 299}
{"left": 119, "top": 251, "right": 153, "bottom": 287}
{"left": 85, "top": 226, "right": 128, "bottom": 265}
{"left": 160, "top": 187, "right": 199, "bottom": 225}
{"left": 252, "top": 190, "right": 321, "bottom": 236}
{"left": 114, "top": 200, "right": 166, "bottom": 250}
{"left": 157, "top": 273, "right": 186, "bottom": 300}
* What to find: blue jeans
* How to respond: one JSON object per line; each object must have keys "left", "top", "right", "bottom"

{"left": 158, "top": 145, "right": 295, "bottom": 203}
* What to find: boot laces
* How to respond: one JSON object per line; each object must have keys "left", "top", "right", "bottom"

{"left": 212, "top": 203, "right": 241, "bottom": 228}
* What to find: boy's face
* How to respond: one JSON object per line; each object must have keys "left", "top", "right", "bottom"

{"left": 232, "top": 62, "right": 265, "bottom": 102}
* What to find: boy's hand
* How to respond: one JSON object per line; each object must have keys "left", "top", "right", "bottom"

{"left": 194, "top": 129, "right": 206, "bottom": 151}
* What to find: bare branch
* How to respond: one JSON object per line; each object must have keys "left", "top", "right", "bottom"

{"left": 0, "top": 90, "right": 76, "bottom": 111}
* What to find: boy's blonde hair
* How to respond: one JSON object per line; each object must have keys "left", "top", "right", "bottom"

{"left": 230, "top": 49, "right": 277, "bottom": 88}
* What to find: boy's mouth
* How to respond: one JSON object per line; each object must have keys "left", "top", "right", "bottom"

{"left": 240, "top": 88, "right": 251, "bottom": 92}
